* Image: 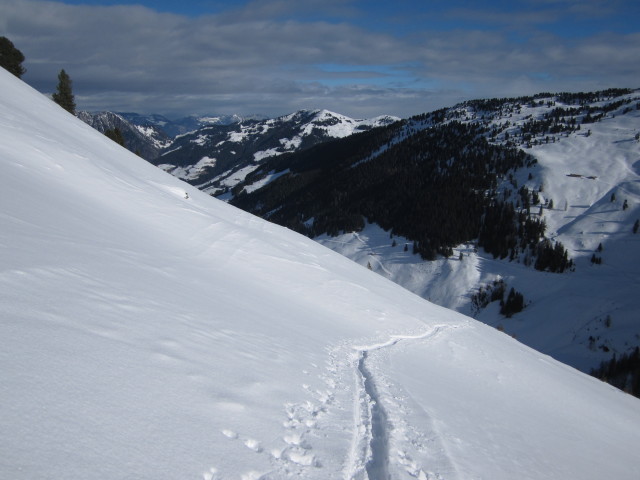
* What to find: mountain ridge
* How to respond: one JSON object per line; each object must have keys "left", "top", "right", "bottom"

{"left": 153, "top": 108, "right": 399, "bottom": 196}
{"left": 79, "top": 108, "right": 400, "bottom": 195}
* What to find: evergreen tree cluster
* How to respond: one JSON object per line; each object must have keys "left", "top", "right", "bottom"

{"left": 591, "top": 347, "right": 640, "bottom": 398}
{"left": 478, "top": 200, "right": 545, "bottom": 260}
{"left": 104, "top": 127, "right": 126, "bottom": 147}
{"left": 0, "top": 36, "right": 26, "bottom": 78}
{"left": 477, "top": 197, "right": 572, "bottom": 272}
{"left": 555, "top": 89, "right": 633, "bottom": 105}
{"left": 233, "top": 121, "right": 536, "bottom": 261}
{"left": 534, "top": 238, "right": 573, "bottom": 273}
{"left": 470, "top": 279, "right": 506, "bottom": 316}
{"left": 0, "top": 37, "right": 78, "bottom": 118}
{"left": 500, "top": 287, "right": 525, "bottom": 318}
{"left": 470, "top": 279, "right": 525, "bottom": 317}
{"left": 52, "top": 69, "right": 76, "bottom": 115}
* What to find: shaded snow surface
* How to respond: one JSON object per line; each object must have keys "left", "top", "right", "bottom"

{"left": 1, "top": 68, "right": 640, "bottom": 479}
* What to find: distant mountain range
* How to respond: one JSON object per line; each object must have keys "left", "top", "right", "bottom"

{"left": 77, "top": 111, "right": 172, "bottom": 159}
{"left": 118, "top": 112, "right": 269, "bottom": 137}
{"left": 77, "top": 111, "right": 267, "bottom": 158}
{"left": 78, "top": 109, "right": 398, "bottom": 196}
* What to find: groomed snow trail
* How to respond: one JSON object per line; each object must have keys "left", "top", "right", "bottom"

{"left": 359, "top": 350, "right": 390, "bottom": 479}
{"left": 347, "top": 326, "right": 457, "bottom": 480}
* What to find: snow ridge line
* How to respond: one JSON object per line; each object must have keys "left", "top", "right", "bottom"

{"left": 346, "top": 325, "right": 450, "bottom": 480}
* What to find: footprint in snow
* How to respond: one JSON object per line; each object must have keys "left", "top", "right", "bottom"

{"left": 203, "top": 467, "right": 220, "bottom": 480}
{"left": 283, "top": 432, "right": 305, "bottom": 447}
{"left": 244, "top": 438, "right": 263, "bottom": 452}
{"left": 221, "top": 429, "right": 238, "bottom": 439}
{"left": 285, "top": 447, "right": 317, "bottom": 467}
{"left": 240, "top": 470, "right": 268, "bottom": 480}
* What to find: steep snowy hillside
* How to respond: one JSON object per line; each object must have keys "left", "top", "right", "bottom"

{"left": 155, "top": 109, "right": 399, "bottom": 196}
{"left": 1, "top": 68, "right": 640, "bottom": 480}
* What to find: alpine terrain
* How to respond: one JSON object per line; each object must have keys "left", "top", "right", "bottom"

{"left": 80, "top": 108, "right": 399, "bottom": 199}
{"left": 77, "top": 110, "right": 173, "bottom": 160}
{"left": 218, "top": 89, "right": 640, "bottom": 380}
{"left": 2, "top": 68, "right": 640, "bottom": 480}
{"left": 153, "top": 109, "right": 399, "bottom": 197}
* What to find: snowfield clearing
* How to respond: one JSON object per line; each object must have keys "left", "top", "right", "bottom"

{"left": 1, "top": 68, "right": 640, "bottom": 479}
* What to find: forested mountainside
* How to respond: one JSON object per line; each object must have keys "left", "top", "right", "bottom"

{"left": 232, "top": 120, "right": 557, "bottom": 265}
{"left": 230, "top": 90, "right": 630, "bottom": 266}
{"left": 230, "top": 88, "right": 638, "bottom": 266}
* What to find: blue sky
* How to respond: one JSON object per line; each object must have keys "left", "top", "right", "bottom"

{"left": 2, "top": 0, "right": 639, "bottom": 118}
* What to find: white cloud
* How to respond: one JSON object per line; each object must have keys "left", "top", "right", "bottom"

{"left": 2, "top": 0, "right": 638, "bottom": 118}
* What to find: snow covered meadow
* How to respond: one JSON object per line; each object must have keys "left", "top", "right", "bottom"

{"left": 1, "top": 68, "right": 640, "bottom": 479}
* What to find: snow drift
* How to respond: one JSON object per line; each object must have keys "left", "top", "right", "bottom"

{"left": 1, "top": 68, "right": 639, "bottom": 479}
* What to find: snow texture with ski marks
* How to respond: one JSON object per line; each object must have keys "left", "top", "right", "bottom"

{"left": 1, "top": 68, "right": 639, "bottom": 480}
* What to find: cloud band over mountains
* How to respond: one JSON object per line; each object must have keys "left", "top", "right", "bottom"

{"left": 2, "top": 0, "right": 639, "bottom": 118}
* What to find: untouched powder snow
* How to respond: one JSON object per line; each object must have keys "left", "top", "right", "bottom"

{"left": 1, "top": 68, "right": 640, "bottom": 480}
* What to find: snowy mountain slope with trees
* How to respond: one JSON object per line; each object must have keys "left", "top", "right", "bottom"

{"left": 153, "top": 109, "right": 399, "bottom": 196}
{"left": 1, "top": 69, "right": 640, "bottom": 479}
{"left": 225, "top": 90, "right": 640, "bottom": 379}
{"left": 314, "top": 93, "right": 640, "bottom": 374}
{"left": 79, "top": 107, "right": 399, "bottom": 192}
{"left": 78, "top": 112, "right": 270, "bottom": 162}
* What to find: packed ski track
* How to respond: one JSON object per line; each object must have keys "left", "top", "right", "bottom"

{"left": 201, "top": 324, "right": 460, "bottom": 480}
{"left": 348, "top": 325, "right": 458, "bottom": 480}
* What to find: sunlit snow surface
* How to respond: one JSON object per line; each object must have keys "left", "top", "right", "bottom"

{"left": 1, "top": 69, "right": 640, "bottom": 479}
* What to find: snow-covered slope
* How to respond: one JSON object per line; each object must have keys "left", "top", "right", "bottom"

{"left": 1, "top": 68, "right": 640, "bottom": 480}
